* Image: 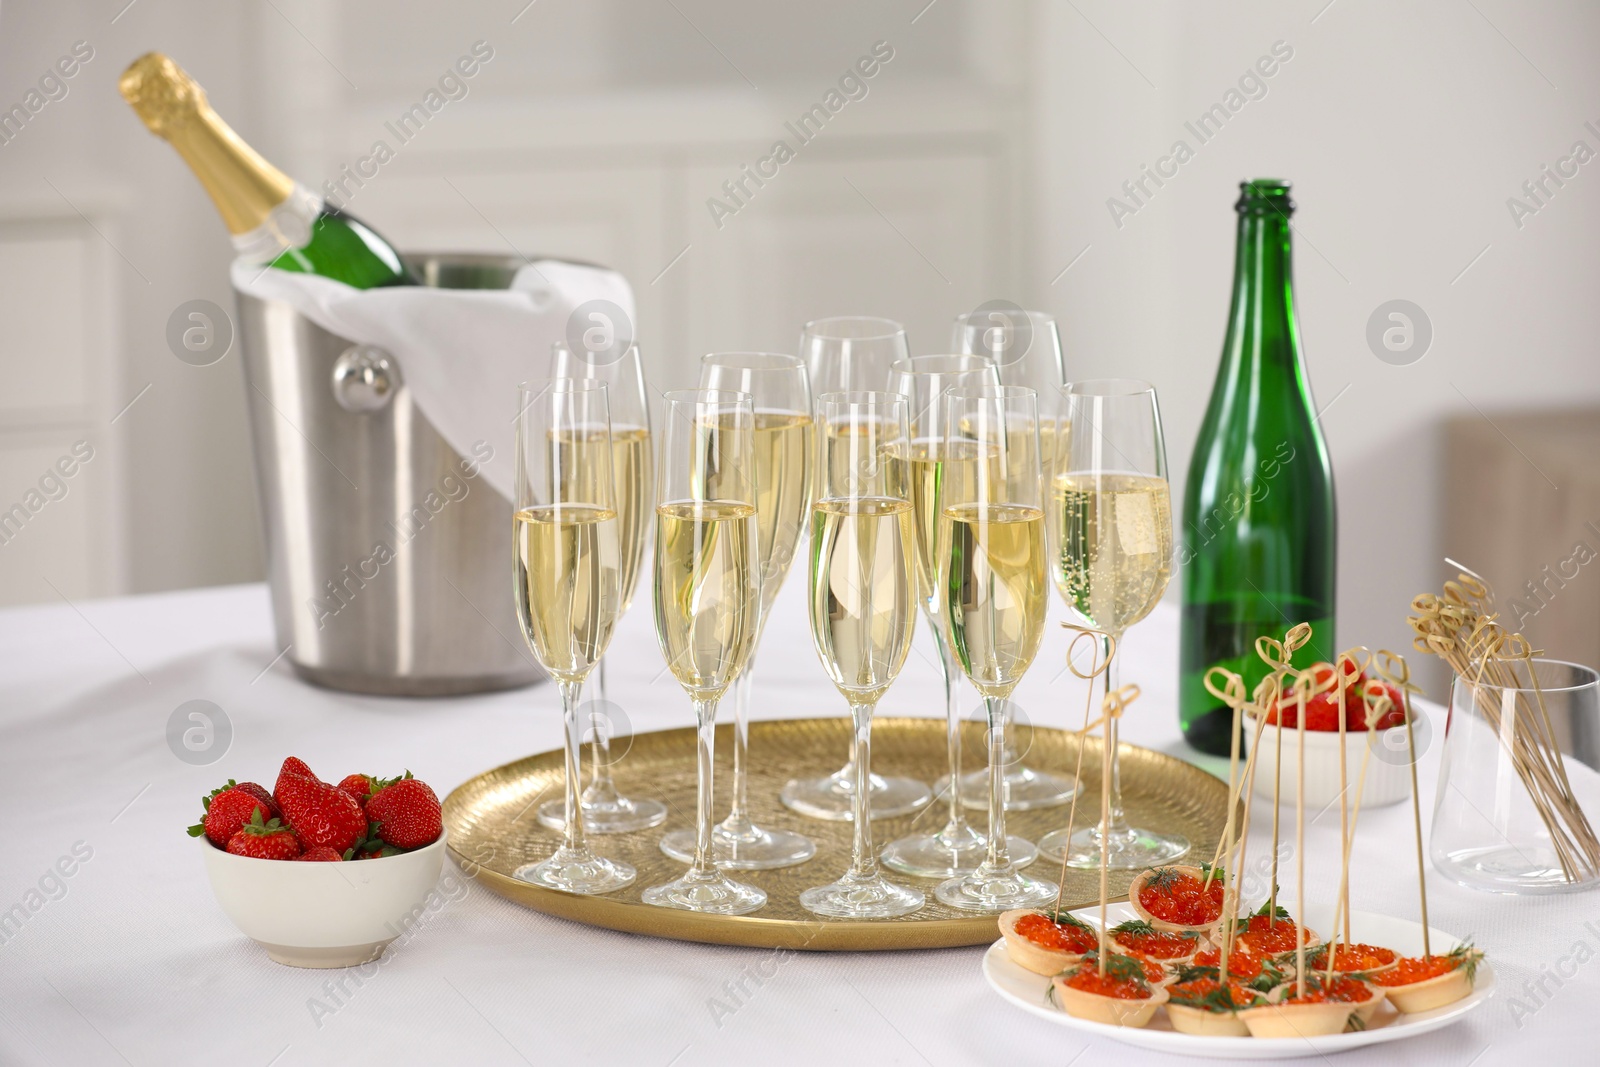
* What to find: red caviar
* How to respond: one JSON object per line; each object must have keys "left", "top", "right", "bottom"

{"left": 1235, "top": 914, "right": 1313, "bottom": 955}
{"left": 1280, "top": 975, "right": 1373, "bottom": 1005}
{"left": 1137, "top": 870, "right": 1225, "bottom": 926}
{"left": 1169, "top": 976, "right": 1255, "bottom": 1010}
{"left": 1193, "top": 947, "right": 1265, "bottom": 980}
{"left": 1114, "top": 928, "right": 1199, "bottom": 960}
{"left": 1308, "top": 943, "right": 1397, "bottom": 972}
{"left": 1370, "top": 955, "right": 1460, "bottom": 986}
{"left": 1062, "top": 965, "right": 1154, "bottom": 1000}
{"left": 1014, "top": 913, "right": 1098, "bottom": 955}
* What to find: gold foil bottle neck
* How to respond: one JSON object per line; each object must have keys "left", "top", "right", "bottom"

{"left": 119, "top": 52, "right": 205, "bottom": 136}
{"left": 118, "top": 52, "right": 297, "bottom": 236}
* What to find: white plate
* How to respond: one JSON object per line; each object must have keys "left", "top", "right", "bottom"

{"left": 982, "top": 902, "right": 1494, "bottom": 1059}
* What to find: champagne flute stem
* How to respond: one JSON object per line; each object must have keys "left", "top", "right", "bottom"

{"left": 582, "top": 661, "right": 620, "bottom": 805}
{"left": 938, "top": 635, "right": 969, "bottom": 835}
{"left": 984, "top": 695, "right": 1013, "bottom": 870}
{"left": 559, "top": 679, "right": 588, "bottom": 855}
{"left": 848, "top": 701, "right": 879, "bottom": 879}
{"left": 1101, "top": 634, "right": 1132, "bottom": 839}
{"left": 724, "top": 666, "right": 755, "bottom": 836}
{"left": 691, "top": 697, "right": 720, "bottom": 878}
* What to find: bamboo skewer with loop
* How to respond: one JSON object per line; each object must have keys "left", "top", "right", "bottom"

{"left": 1371, "top": 649, "right": 1431, "bottom": 957}
{"left": 1095, "top": 684, "right": 1140, "bottom": 974}
{"left": 1323, "top": 663, "right": 1386, "bottom": 982}
{"left": 1253, "top": 622, "right": 1313, "bottom": 927}
{"left": 1049, "top": 624, "right": 1116, "bottom": 921}
{"left": 1201, "top": 665, "right": 1258, "bottom": 989}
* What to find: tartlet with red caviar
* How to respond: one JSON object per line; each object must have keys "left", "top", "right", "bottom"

{"left": 1306, "top": 941, "right": 1399, "bottom": 976}
{"left": 1238, "top": 972, "right": 1384, "bottom": 1037}
{"left": 1368, "top": 944, "right": 1482, "bottom": 1013}
{"left": 1109, "top": 918, "right": 1202, "bottom": 969}
{"left": 1127, "top": 864, "right": 1232, "bottom": 934}
{"left": 1049, "top": 952, "right": 1170, "bottom": 1028}
{"left": 1164, "top": 970, "right": 1265, "bottom": 1037}
{"left": 998, "top": 909, "right": 1100, "bottom": 976}
{"left": 1229, "top": 903, "right": 1322, "bottom": 955}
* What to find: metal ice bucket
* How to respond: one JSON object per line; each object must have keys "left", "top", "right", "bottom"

{"left": 235, "top": 252, "right": 541, "bottom": 696}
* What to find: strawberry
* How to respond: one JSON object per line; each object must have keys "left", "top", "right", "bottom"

{"left": 276, "top": 771, "right": 368, "bottom": 854}
{"left": 230, "top": 781, "right": 278, "bottom": 811}
{"left": 365, "top": 774, "right": 441, "bottom": 850}
{"left": 225, "top": 809, "right": 303, "bottom": 860}
{"left": 296, "top": 846, "right": 344, "bottom": 862}
{"left": 336, "top": 773, "right": 396, "bottom": 806}
{"left": 274, "top": 756, "right": 320, "bottom": 800}
{"left": 1268, "top": 690, "right": 1342, "bottom": 731}
{"left": 188, "top": 784, "right": 278, "bottom": 847}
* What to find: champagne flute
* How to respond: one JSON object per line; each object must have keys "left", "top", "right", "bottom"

{"left": 536, "top": 342, "right": 667, "bottom": 835}
{"left": 511, "top": 379, "right": 634, "bottom": 895}
{"left": 1037, "top": 379, "right": 1187, "bottom": 869}
{"left": 951, "top": 308, "right": 1075, "bottom": 812}
{"left": 880, "top": 355, "right": 1042, "bottom": 879}
{"left": 658, "top": 354, "right": 817, "bottom": 869}
{"left": 933, "top": 385, "right": 1059, "bottom": 911}
{"left": 800, "top": 391, "right": 925, "bottom": 918}
{"left": 643, "top": 390, "right": 767, "bottom": 915}
{"left": 783, "top": 317, "right": 932, "bottom": 822}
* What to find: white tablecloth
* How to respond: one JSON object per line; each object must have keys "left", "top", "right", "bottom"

{"left": 2, "top": 577, "right": 1596, "bottom": 1065}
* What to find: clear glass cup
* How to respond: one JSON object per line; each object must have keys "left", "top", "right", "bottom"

{"left": 642, "top": 390, "right": 767, "bottom": 915}
{"left": 536, "top": 343, "right": 668, "bottom": 836}
{"left": 1432, "top": 659, "right": 1600, "bottom": 894}
{"left": 783, "top": 317, "right": 933, "bottom": 822}
{"left": 800, "top": 391, "right": 925, "bottom": 919}
{"left": 511, "top": 379, "right": 635, "bottom": 895}
{"left": 880, "top": 355, "right": 1043, "bottom": 879}
{"left": 658, "top": 354, "right": 817, "bottom": 870}
{"left": 932, "top": 385, "right": 1059, "bottom": 912}
{"left": 949, "top": 308, "right": 1076, "bottom": 812}
{"left": 1038, "top": 379, "right": 1188, "bottom": 870}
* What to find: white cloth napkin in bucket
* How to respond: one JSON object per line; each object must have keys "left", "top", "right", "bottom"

{"left": 230, "top": 259, "right": 635, "bottom": 502}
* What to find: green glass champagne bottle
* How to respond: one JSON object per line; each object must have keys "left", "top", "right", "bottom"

{"left": 1179, "top": 179, "right": 1336, "bottom": 755}
{"left": 119, "top": 53, "right": 414, "bottom": 288}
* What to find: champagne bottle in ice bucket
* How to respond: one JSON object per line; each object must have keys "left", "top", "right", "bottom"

{"left": 1179, "top": 179, "right": 1336, "bottom": 755}
{"left": 119, "top": 53, "right": 415, "bottom": 288}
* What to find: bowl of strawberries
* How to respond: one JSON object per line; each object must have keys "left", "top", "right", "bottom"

{"left": 1246, "top": 662, "right": 1414, "bottom": 809}
{"left": 189, "top": 757, "right": 445, "bottom": 967}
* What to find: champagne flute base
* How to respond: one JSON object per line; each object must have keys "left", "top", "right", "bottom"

{"left": 658, "top": 824, "right": 817, "bottom": 871}
{"left": 799, "top": 870, "right": 924, "bottom": 919}
{"left": 933, "top": 865, "right": 1057, "bottom": 913}
{"left": 880, "top": 829, "right": 1038, "bottom": 879}
{"left": 1039, "top": 824, "right": 1189, "bottom": 870}
{"left": 514, "top": 847, "right": 635, "bottom": 896}
{"left": 941, "top": 764, "right": 1077, "bottom": 812}
{"left": 534, "top": 795, "right": 669, "bottom": 835}
{"left": 641, "top": 870, "right": 766, "bottom": 915}
{"left": 779, "top": 765, "right": 932, "bottom": 821}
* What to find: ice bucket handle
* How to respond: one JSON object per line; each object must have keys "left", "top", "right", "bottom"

{"left": 331, "top": 344, "right": 401, "bottom": 413}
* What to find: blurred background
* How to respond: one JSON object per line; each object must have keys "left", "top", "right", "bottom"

{"left": 1, "top": 0, "right": 1598, "bottom": 689}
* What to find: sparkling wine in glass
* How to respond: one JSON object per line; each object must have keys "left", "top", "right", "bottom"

{"left": 951, "top": 308, "right": 1075, "bottom": 812}
{"left": 932, "top": 385, "right": 1059, "bottom": 912}
{"left": 658, "top": 354, "right": 817, "bottom": 870}
{"left": 782, "top": 317, "right": 932, "bottom": 823}
{"left": 799, "top": 391, "right": 925, "bottom": 919}
{"left": 1037, "top": 378, "right": 1187, "bottom": 870}
{"left": 536, "top": 342, "right": 668, "bottom": 836}
{"left": 642, "top": 390, "right": 767, "bottom": 915}
{"left": 512, "top": 379, "right": 634, "bottom": 895}
{"left": 879, "top": 355, "right": 1044, "bottom": 879}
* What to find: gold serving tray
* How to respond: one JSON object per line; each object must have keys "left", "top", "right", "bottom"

{"left": 443, "top": 716, "right": 1228, "bottom": 951}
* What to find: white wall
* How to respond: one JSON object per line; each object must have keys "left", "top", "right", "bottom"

{"left": 1, "top": 0, "right": 1597, "bottom": 699}
{"left": 1030, "top": 0, "right": 1600, "bottom": 685}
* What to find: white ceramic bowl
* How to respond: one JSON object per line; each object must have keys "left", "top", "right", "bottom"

{"left": 1248, "top": 721, "right": 1411, "bottom": 809}
{"left": 202, "top": 829, "right": 447, "bottom": 967}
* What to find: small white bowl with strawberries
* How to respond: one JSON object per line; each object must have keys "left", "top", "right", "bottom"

{"left": 189, "top": 757, "right": 445, "bottom": 967}
{"left": 1246, "top": 661, "right": 1414, "bottom": 809}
